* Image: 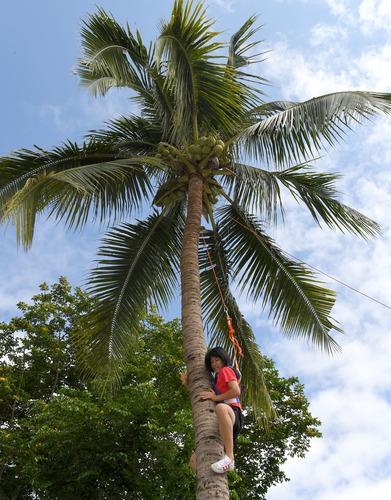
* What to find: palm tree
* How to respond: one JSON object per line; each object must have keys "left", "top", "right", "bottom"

{"left": 1, "top": 2, "right": 390, "bottom": 497}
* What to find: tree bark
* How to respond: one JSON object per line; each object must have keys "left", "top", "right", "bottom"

{"left": 181, "top": 173, "right": 229, "bottom": 499}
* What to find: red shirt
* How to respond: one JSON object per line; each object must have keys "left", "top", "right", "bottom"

{"left": 213, "top": 366, "right": 242, "bottom": 410}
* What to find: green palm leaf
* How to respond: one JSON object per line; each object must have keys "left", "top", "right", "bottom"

{"left": 277, "top": 164, "right": 380, "bottom": 238}
{"left": 77, "top": 8, "right": 173, "bottom": 136}
{"left": 240, "top": 91, "right": 391, "bottom": 166}
{"left": 78, "top": 7, "right": 152, "bottom": 96}
{"left": 223, "top": 162, "right": 380, "bottom": 237}
{"left": 157, "top": 0, "right": 221, "bottom": 140}
{"left": 217, "top": 204, "right": 342, "bottom": 353}
{"left": 49, "top": 155, "right": 161, "bottom": 227}
{"left": 226, "top": 14, "right": 268, "bottom": 96}
{"left": 222, "top": 162, "right": 283, "bottom": 223}
{"left": 88, "top": 115, "right": 163, "bottom": 155}
{"left": 200, "top": 227, "right": 275, "bottom": 419}
{"left": 228, "top": 15, "right": 263, "bottom": 69}
{"left": 0, "top": 142, "right": 156, "bottom": 247}
{"left": 79, "top": 206, "right": 184, "bottom": 385}
{"left": 157, "top": 0, "right": 253, "bottom": 141}
{"left": 0, "top": 141, "right": 121, "bottom": 207}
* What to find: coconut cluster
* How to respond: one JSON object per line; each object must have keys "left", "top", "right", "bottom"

{"left": 155, "top": 135, "right": 227, "bottom": 166}
{"left": 187, "top": 136, "right": 225, "bottom": 162}
{"left": 154, "top": 135, "right": 229, "bottom": 209}
{"left": 155, "top": 143, "right": 177, "bottom": 162}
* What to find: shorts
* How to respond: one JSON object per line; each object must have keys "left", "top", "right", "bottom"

{"left": 232, "top": 406, "right": 244, "bottom": 442}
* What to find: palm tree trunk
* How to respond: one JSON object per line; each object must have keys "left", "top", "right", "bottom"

{"left": 181, "top": 173, "right": 230, "bottom": 499}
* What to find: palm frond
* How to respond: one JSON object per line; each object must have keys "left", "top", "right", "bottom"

{"left": 157, "top": 0, "right": 254, "bottom": 142}
{"left": 228, "top": 15, "right": 263, "bottom": 69}
{"left": 217, "top": 204, "right": 342, "bottom": 353}
{"left": 0, "top": 141, "right": 116, "bottom": 204}
{"left": 0, "top": 142, "right": 157, "bottom": 247}
{"left": 49, "top": 156, "right": 162, "bottom": 228}
{"left": 88, "top": 114, "right": 163, "bottom": 155}
{"left": 227, "top": 14, "right": 268, "bottom": 93}
{"left": 77, "top": 8, "right": 173, "bottom": 137}
{"left": 200, "top": 227, "right": 275, "bottom": 419}
{"left": 221, "top": 162, "right": 284, "bottom": 223}
{"left": 277, "top": 164, "right": 381, "bottom": 238}
{"left": 78, "top": 206, "right": 185, "bottom": 386}
{"left": 240, "top": 91, "right": 391, "bottom": 166}
{"left": 250, "top": 100, "right": 297, "bottom": 117}
{"left": 222, "top": 161, "right": 380, "bottom": 238}
{"left": 77, "top": 7, "right": 151, "bottom": 95}
{"left": 157, "top": 0, "right": 222, "bottom": 141}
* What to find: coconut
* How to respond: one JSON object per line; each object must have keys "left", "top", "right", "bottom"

{"left": 213, "top": 145, "right": 224, "bottom": 156}
{"left": 207, "top": 136, "right": 216, "bottom": 147}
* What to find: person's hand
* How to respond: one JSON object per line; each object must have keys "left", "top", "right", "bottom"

{"left": 200, "top": 390, "right": 217, "bottom": 401}
{"left": 179, "top": 371, "right": 188, "bottom": 386}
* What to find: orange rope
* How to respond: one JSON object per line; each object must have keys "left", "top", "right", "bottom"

{"left": 226, "top": 314, "right": 243, "bottom": 370}
{"left": 201, "top": 234, "right": 244, "bottom": 369}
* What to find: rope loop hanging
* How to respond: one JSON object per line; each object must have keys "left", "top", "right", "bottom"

{"left": 201, "top": 233, "right": 244, "bottom": 370}
{"left": 225, "top": 313, "right": 243, "bottom": 370}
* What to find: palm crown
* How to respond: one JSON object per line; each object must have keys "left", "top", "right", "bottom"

{"left": 1, "top": 1, "right": 390, "bottom": 417}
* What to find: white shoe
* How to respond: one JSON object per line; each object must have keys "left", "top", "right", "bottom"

{"left": 211, "top": 455, "right": 234, "bottom": 473}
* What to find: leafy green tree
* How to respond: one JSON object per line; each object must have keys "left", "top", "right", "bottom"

{"left": 0, "top": 279, "right": 320, "bottom": 499}
{"left": 1, "top": 1, "right": 389, "bottom": 496}
{"left": 0, "top": 277, "right": 89, "bottom": 410}
{"left": 0, "top": 278, "right": 92, "bottom": 497}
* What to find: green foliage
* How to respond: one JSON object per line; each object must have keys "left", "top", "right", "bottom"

{"left": 0, "top": 279, "right": 321, "bottom": 499}
{"left": 0, "top": 277, "right": 93, "bottom": 498}
{"left": 0, "top": 277, "right": 90, "bottom": 413}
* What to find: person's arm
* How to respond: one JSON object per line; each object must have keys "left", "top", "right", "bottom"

{"left": 200, "top": 380, "right": 240, "bottom": 402}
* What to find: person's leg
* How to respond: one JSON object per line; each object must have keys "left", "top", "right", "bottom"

{"left": 215, "top": 403, "right": 235, "bottom": 461}
{"left": 232, "top": 407, "right": 243, "bottom": 443}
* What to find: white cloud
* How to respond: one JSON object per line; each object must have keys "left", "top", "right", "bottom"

{"left": 262, "top": 3, "right": 391, "bottom": 101}
{"left": 353, "top": 44, "right": 391, "bottom": 90}
{"left": 310, "top": 23, "right": 348, "bottom": 46}
{"left": 359, "top": 0, "right": 391, "bottom": 34}
{"left": 209, "top": 0, "right": 237, "bottom": 12}
{"left": 274, "top": 0, "right": 353, "bottom": 22}
{"left": 325, "top": 0, "right": 352, "bottom": 19}
{"left": 263, "top": 40, "right": 357, "bottom": 99}
{"left": 0, "top": 221, "right": 102, "bottom": 320}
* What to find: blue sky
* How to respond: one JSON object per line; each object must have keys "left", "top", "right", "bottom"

{"left": 2, "top": 1, "right": 391, "bottom": 499}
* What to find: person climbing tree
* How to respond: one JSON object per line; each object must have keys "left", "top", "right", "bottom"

{"left": 183, "top": 347, "right": 244, "bottom": 474}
